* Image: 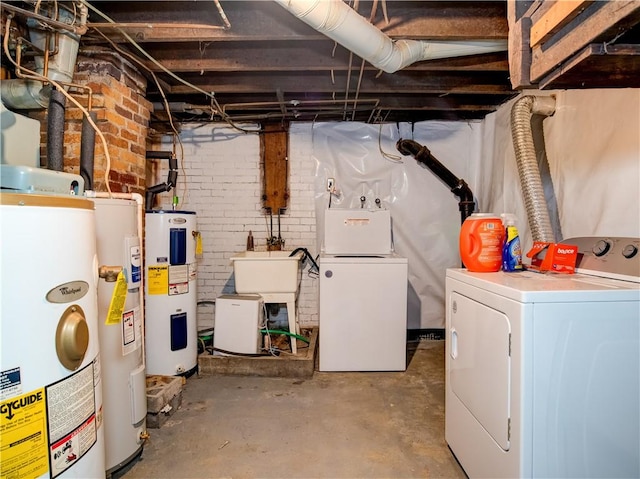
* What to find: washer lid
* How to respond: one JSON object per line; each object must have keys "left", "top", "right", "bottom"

{"left": 320, "top": 253, "right": 407, "bottom": 264}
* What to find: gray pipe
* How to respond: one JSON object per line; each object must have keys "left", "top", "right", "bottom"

{"left": 80, "top": 111, "right": 97, "bottom": 190}
{"left": 510, "top": 95, "right": 556, "bottom": 243}
{"left": 46, "top": 88, "right": 66, "bottom": 171}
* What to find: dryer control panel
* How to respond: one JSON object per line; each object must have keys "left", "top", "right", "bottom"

{"left": 568, "top": 236, "right": 640, "bottom": 282}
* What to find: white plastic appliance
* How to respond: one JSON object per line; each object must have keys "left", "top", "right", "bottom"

{"left": 319, "top": 208, "right": 408, "bottom": 371}
{"left": 445, "top": 236, "right": 640, "bottom": 478}
{"left": 94, "top": 198, "right": 146, "bottom": 476}
{"left": 145, "top": 210, "right": 198, "bottom": 376}
{"left": 214, "top": 295, "right": 264, "bottom": 354}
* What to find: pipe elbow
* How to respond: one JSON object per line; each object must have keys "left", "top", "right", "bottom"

{"left": 396, "top": 139, "right": 425, "bottom": 157}
{"left": 452, "top": 180, "right": 474, "bottom": 203}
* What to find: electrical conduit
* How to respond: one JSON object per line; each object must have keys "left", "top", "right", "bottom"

{"left": 510, "top": 95, "right": 556, "bottom": 243}
{"left": 274, "top": 0, "right": 507, "bottom": 73}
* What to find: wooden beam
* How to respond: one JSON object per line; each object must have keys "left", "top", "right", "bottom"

{"left": 140, "top": 42, "right": 508, "bottom": 73}
{"left": 530, "top": 1, "right": 593, "bottom": 48}
{"left": 89, "top": 1, "right": 508, "bottom": 43}
{"left": 530, "top": 1, "right": 640, "bottom": 82}
{"left": 167, "top": 71, "right": 513, "bottom": 95}
{"left": 539, "top": 43, "right": 640, "bottom": 89}
{"left": 507, "top": 0, "right": 532, "bottom": 88}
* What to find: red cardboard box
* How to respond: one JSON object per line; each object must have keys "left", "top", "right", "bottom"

{"left": 526, "top": 242, "right": 578, "bottom": 274}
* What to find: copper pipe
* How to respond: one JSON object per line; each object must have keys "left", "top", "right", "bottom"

{"left": 1, "top": 3, "right": 87, "bottom": 35}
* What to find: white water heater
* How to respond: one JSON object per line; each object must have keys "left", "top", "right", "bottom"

{"left": 0, "top": 193, "right": 105, "bottom": 479}
{"left": 145, "top": 210, "right": 198, "bottom": 376}
{"left": 93, "top": 198, "right": 147, "bottom": 476}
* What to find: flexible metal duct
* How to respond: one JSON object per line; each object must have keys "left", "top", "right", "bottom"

{"left": 510, "top": 95, "right": 556, "bottom": 242}
{"left": 274, "top": 0, "right": 507, "bottom": 73}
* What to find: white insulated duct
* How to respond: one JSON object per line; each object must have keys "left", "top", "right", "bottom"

{"left": 274, "top": 0, "right": 507, "bottom": 73}
{"left": 1, "top": 3, "right": 87, "bottom": 109}
{"left": 510, "top": 95, "right": 557, "bottom": 243}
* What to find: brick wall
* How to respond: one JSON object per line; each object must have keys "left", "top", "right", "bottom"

{"left": 31, "top": 55, "right": 151, "bottom": 194}
{"left": 154, "top": 123, "right": 319, "bottom": 331}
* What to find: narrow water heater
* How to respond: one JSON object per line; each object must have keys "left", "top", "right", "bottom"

{"left": 145, "top": 210, "right": 198, "bottom": 376}
{"left": 0, "top": 193, "right": 105, "bottom": 479}
{"left": 94, "top": 198, "right": 147, "bottom": 476}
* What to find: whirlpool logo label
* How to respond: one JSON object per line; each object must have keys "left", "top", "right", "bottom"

{"left": 46, "top": 280, "right": 89, "bottom": 303}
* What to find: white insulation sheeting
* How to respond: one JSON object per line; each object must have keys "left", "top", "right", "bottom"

{"left": 311, "top": 121, "right": 482, "bottom": 329}
{"left": 480, "top": 88, "right": 640, "bottom": 255}
{"left": 311, "top": 88, "right": 640, "bottom": 328}
{"left": 159, "top": 89, "right": 639, "bottom": 330}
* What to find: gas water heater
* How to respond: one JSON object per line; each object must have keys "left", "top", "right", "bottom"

{"left": 0, "top": 193, "right": 106, "bottom": 479}
{"left": 144, "top": 210, "right": 198, "bottom": 376}
{"left": 94, "top": 198, "right": 147, "bottom": 476}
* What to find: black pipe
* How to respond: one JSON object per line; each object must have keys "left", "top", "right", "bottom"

{"left": 47, "top": 88, "right": 66, "bottom": 172}
{"left": 146, "top": 150, "right": 174, "bottom": 160}
{"left": 145, "top": 152, "right": 179, "bottom": 209}
{"left": 80, "top": 111, "right": 97, "bottom": 191}
{"left": 396, "top": 139, "right": 475, "bottom": 224}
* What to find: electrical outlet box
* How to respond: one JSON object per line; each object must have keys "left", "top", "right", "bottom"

{"left": 327, "top": 178, "right": 335, "bottom": 191}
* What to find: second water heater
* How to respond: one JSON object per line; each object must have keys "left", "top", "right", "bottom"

{"left": 145, "top": 210, "right": 198, "bottom": 376}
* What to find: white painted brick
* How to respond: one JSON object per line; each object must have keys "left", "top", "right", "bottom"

{"left": 158, "top": 123, "right": 319, "bottom": 327}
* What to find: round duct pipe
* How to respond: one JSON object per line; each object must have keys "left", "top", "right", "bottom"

{"left": 274, "top": 0, "right": 507, "bottom": 74}
{"left": 510, "top": 95, "right": 556, "bottom": 243}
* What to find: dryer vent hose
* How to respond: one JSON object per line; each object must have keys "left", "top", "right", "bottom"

{"left": 510, "top": 95, "right": 556, "bottom": 243}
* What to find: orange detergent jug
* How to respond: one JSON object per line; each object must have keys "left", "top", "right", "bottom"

{"left": 459, "top": 213, "right": 505, "bottom": 272}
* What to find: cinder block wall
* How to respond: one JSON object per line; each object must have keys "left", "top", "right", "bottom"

{"left": 155, "top": 123, "right": 319, "bottom": 331}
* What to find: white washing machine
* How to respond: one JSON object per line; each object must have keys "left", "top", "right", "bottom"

{"left": 445, "top": 236, "right": 640, "bottom": 478}
{"left": 319, "top": 208, "right": 408, "bottom": 371}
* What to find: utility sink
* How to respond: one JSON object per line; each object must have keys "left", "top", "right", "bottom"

{"left": 230, "top": 251, "right": 303, "bottom": 294}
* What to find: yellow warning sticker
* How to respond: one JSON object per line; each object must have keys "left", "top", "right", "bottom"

{"left": 147, "top": 265, "right": 168, "bottom": 295}
{"left": 0, "top": 388, "right": 49, "bottom": 479}
{"left": 106, "top": 271, "right": 128, "bottom": 325}
{"left": 195, "top": 231, "right": 203, "bottom": 256}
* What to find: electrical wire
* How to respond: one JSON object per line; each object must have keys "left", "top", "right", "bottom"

{"left": 378, "top": 122, "right": 403, "bottom": 163}
{"left": 79, "top": 0, "right": 260, "bottom": 134}
{"left": 90, "top": 28, "right": 189, "bottom": 206}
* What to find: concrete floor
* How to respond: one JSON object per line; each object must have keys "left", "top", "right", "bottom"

{"left": 119, "top": 340, "right": 466, "bottom": 479}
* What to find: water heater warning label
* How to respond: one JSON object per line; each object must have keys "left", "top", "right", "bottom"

{"left": 0, "top": 387, "right": 49, "bottom": 479}
{"left": 147, "top": 265, "right": 168, "bottom": 295}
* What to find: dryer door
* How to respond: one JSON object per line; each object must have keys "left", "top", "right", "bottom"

{"left": 449, "top": 292, "right": 511, "bottom": 450}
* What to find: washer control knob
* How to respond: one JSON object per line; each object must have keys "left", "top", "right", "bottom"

{"left": 592, "top": 239, "right": 611, "bottom": 257}
{"left": 622, "top": 244, "right": 638, "bottom": 259}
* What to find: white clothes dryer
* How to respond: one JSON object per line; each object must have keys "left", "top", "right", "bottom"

{"left": 445, "top": 237, "right": 640, "bottom": 478}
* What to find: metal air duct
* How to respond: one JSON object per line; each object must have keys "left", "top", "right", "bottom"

{"left": 274, "top": 0, "right": 507, "bottom": 73}
{"left": 0, "top": 3, "right": 87, "bottom": 109}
